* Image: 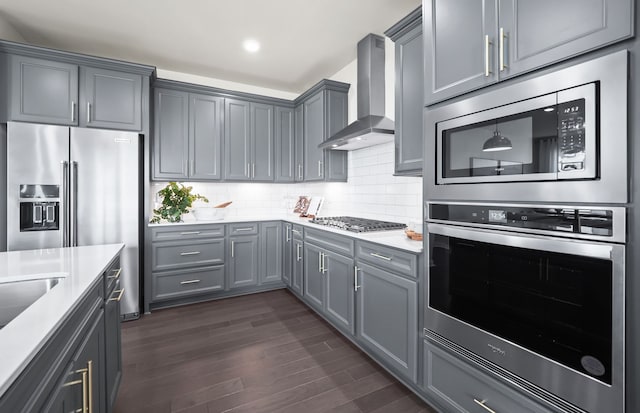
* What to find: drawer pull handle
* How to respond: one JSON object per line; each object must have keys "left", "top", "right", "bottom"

{"left": 109, "top": 288, "right": 125, "bottom": 302}
{"left": 180, "top": 279, "right": 201, "bottom": 285}
{"left": 354, "top": 266, "right": 360, "bottom": 292}
{"left": 107, "top": 268, "right": 122, "bottom": 279}
{"left": 370, "top": 252, "right": 392, "bottom": 261}
{"left": 473, "top": 399, "right": 497, "bottom": 413}
{"left": 180, "top": 231, "right": 201, "bottom": 235}
{"left": 499, "top": 27, "right": 508, "bottom": 71}
{"left": 296, "top": 243, "right": 302, "bottom": 261}
{"left": 180, "top": 251, "right": 201, "bottom": 256}
{"left": 292, "top": 229, "right": 301, "bottom": 235}
{"left": 235, "top": 227, "right": 253, "bottom": 232}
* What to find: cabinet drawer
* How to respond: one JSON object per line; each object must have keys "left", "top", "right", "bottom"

{"left": 152, "top": 266, "right": 225, "bottom": 301}
{"left": 356, "top": 241, "right": 417, "bottom": 278}
{"left": 151, "top": 239, "right": 224, "bottom": 271}
{"left": 228, "top": 222, "right": 258, "bottom": 235}
{"left": 104, "top": 255, "right": 122, "bottom": 296}
{"left": 423, "top": 341, "right": 551, "bottom": 413}
{"left": 304, "top": 228, "right": 354, "bottom": 256}
{"left": 150, "top": 224, "right": 225, "bottom": 241}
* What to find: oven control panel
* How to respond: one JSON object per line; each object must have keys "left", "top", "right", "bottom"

{"left": 557, "top": 98, "right": 586, "bottom": 172}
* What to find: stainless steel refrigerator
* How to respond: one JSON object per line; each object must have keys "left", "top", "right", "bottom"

{"left": 4, "top": 122, "right": 141, "bottom": 319}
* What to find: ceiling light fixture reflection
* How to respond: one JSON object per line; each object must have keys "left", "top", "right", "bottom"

{"left": 543, "top": 107, "right": 555, "bottom": 112}
{"left": 482, "top": 130, "right": 512, "bottom": 152}
{"left": 243, "top": 39, "right": 261, "bottom": 53}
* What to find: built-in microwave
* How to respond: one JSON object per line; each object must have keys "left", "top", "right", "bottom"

{"left": 424, "top": 50, "right": 628, "bottom": 204}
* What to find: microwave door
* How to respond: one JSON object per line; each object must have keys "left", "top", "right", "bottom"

{"left": 557, "top": 83, "right": 597, "bottom": 180}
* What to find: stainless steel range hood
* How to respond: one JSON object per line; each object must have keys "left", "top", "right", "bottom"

{"left": 319, "top": 34, "right": 394, "bottom": 151}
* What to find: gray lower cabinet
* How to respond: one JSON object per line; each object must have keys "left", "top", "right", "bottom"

{"left": 153, "top": 86, "right": 223, "bottom": 181}
{"left": 386, "top": 8, "right": 423, "bottom": 176}
{"left": 80, "top": 66, "right": 142, "bottom": 131}
{"left": 228, "top": 234, "right": 259, "bottom": 288}
{"left": 423, "top": 0, "right": 634, "bottom": 105}
{"left": 292, "top": 232, "right": 304, "bottom": 295}
{"left": 355, "top": 261, "right": 417, "bottom": 382}
{"left": 423, "top": 340, "right": 551, "bottom": 413}
{"left": 259, "top": 221, "right": 282, "bottom": 284}
{"left": 8, "top": 54, "right": 79, "bottom": 125}
{"left": 303, "top": 242, "right": 325, "bottom": 310}
{"left": 104, "top": 258, "right": 123, "bottom": 413}
{"left": 275, "top": 106, "right": 295, "bottom": 182}
{"left": 282, "top": 223, "right": 293, "bottom": 286}
{"left": 225, "top": 98, "right": 274, "bottom": 181}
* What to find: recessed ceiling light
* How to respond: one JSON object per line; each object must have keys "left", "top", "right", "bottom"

{"left": 243, "top": 39, "right": 260, "bottom": 53}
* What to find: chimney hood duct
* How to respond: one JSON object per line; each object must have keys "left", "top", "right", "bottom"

{"left": 319, "top": 34, "right": 394, "bottom": 151}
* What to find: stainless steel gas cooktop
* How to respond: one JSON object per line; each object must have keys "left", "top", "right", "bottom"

{"left": 310, "top": 216, "right": 407, "bottom": 233}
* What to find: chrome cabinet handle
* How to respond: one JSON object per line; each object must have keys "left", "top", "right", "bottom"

{"left": 473, "top": 399, "right": 497, "bottom": 413}
{"left": 292, "top": 229, "right": 301, "bottom": 235}
{"left": 109, "top": 288, "right": 125, "bottom": 302}
{"left": 87, "top": 102, "right": 91, "bottom": 123}
{"left": 60, "top": 161, "right": 69, "bottom": 247}
{"left": 180, "top": 231, "right": 201, "bottom": 235}
{"left": 286, "top": 226, "right": 291, "bottom": 242}
{"left": 296, "top": 243, "right": 302, "bottom": 261}
{"left": 180, "top": 279, "right": 201, "bottom": 285}
{"left": 298, "top": 164, "right": 303, "bottom": 179}
{"left": 231, "top": 240, "right": 235, "bottom": 257}
{"left": 252, "top": 163, "right": 255, "bottom": 178}
{"left": 321, "top": 252, "right": 327, "bottom": 273}
{"left": 318, "top": 160, "right": 323, "bottom": 177}
{"left": 190, "top": 159, "right": 195, "bottom": 176}
{"left": 499, "top": 27, "right": 507, "bottom": 71}
{"left": 318, "top": 252, "right": 323, "bottom": 273}
{"left": 70, "top": 161, "right": 78, "bottom": 247}
{"left": 354, "top": 266, "right": 360, "bottom": 292}
{"left": 71, "top": 101, "right": 76, "bottom": 122}
{"left": 107, "top": 268, "right": 122, "bottom": 280}
{"left": 370, "top": 252, "right": 392, "bottom": 261}
{"left": 484, "top": 35, "right": 492, "bottom": 77}
{"left": 235, "top": 227, "right": 253, "bottom": 232}
{"left": 180, "top": 251, "right": 201, "bottom": 256}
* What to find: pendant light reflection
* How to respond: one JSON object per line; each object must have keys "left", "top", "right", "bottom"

{"left": 482, "top": 130, "right": 512, "bottom": 152}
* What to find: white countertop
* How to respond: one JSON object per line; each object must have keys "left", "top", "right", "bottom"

{"left": 0, "top": 243, "right": 124, "bottom": 398}
{"left": 150, "top": 215, "right": 423, "bottom": 253}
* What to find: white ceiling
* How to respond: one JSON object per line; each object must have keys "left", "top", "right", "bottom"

{"left": 0, "top": 0, "right": 421, "bottom": 93}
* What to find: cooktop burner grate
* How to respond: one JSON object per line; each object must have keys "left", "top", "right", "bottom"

{"left": 310, "top": 216, "right": 407, "bottom": 233}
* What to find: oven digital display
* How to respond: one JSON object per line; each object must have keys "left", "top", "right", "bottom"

{"left": 488, "top": 209, "right": 507, "bottom": 223}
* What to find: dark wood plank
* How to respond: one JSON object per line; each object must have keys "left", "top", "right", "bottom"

{"left": 113, "top": 289, "right": 434, "bottom": 413}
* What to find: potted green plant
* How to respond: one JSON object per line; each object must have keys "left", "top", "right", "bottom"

{"left": 150, "top": 182, "right": 209, "bottom": 223}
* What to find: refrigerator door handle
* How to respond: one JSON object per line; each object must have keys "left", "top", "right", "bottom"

{"left": 70, "top": 161, "right": 79, "bottom": 247}
{"left": 61, "top": 161, "right": 69, "bottom": 247}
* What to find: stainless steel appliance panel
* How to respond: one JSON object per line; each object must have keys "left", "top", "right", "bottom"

{"left": 424, "top": 50, "right": 628, "bottom": 203}
{"left": 7, "top": 123, "right": 69, "bottom": 250}
{"left": 70, "top": 128, "right": 140, "bottom": 317}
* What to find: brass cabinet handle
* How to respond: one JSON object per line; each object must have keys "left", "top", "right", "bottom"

{"left": 108, "top": 268, "right": 122, "bottom": 280}
{"left": 370, "top": 252, "right": 392, "bottom": 261}
{"left": 484, "top": 35, "right": 492, "bottom": 77}
{"left": 63, "top": 360, "right": 94, "bottom": 413}
{"left": 109, "top": 288, "right": 125, "bottom": 302}
{"left": 474, "top": 398, "right": 498, "bottom": 413}
{"left": 180, "top": 251, "right": 201, "bottom": 256}
{"left": 87, "top": 360, "right": 93, "bottom": 413}
{"left": 499, "top": 27, "right": 507, "bottom": 71}
{"left": 180, "top": 279, "right": 201, "bottom": 285}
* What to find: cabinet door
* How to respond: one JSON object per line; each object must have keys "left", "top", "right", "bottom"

{"left": 423, "top": 0, "right": 498, "bottom": 105}
{"left": 251, "top": 103, "right": 274, "bottom": 181}
{"left": 395, "top": 25, "right": 424, "bottom": 175}
{"left": 81, "top": 67, "right": 142, "bottom": 131}
{"left": 356, "top": 262, "right": 418, "bottom": 382}
{"left": 228, "top": 235, "right": 259, "bottom": 288}
{"left": 224, "top": 99, "right": 251, "bottom": 180}
{"left": 324, "top": 251, "right": 355, "bottom": 335}
{"left": 325, "top": 90, "right": 348, "bottom": 182}
{"left": 498, "top": 0, "right": 634, "bottom": 79}
{"left": 292, "top": 239, "right": 304, "bottom": 295}
{"left": 303, "top": 243, "right": 324, "bottom": 310}
{"left": 282, "top": 224, "right": 292, "bottom": 286}
{"left": 105, "top": 284, "right": 122, "bottom": 412}
{"left": 294, "top": 104, "right": 304, "bottom": 181}
{"left": 260, "top": 222, "right": 282, "bottom": 284}
{"left": 190, "top": 94, "right": 223, "bottom": 180}
{"left": 153, "top": 88, "right": 189, "bottom": 180}
{"left": 9, "top": 55, "right": 78, "bottom": 125}
{"left": 303, "top": 91, "right": 325, "bottom": 181}
{"left": 275, "top": 106, "right": 295, "bottom": 182}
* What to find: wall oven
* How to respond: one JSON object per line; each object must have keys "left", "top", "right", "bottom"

{"left": 424, "top": 50, "right": 628, "bottom": 203}
{"left": 425, "top": 202, "right": 625, "bottom": 413}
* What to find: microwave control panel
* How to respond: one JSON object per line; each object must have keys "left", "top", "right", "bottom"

{"left": 558, "top": 98, "right": 586, "bottom": 171}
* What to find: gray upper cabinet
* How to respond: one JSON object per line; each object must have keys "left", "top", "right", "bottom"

{"left": 225, "top": 99, "right": 274, "bottom": 181}
{"left": 9, "top": 54, "right": 79, "bottom": 125}
{"left": 189, "top": 93, "right": 223, "bottom": 180}
{"left": 275, "top": 106, "right": 295, "bottom": 182}
{"left": 294, "top": 104, "right": 304, "bottom": 181}
{"left": 259, "top": 222, "right": 282, "bottom": 284}
{"left": 303, "top": 91, "right": 325, "bottom": 181}
{"left": 424, "top": 0, "right": 634, "bottom": 105}
{"left": 80, "top": 66, "right": 142, "bottom": 131}
{"left": 356, "top": 261, "right": 418, "bottom": 382}
{"left": 386, "top": 8, "right": 424, "bottom": 176}
{"left": 325, "top": 90, "right": 348, "bottom": 181}
{"left": 324, "top": 249, "right": 355, "bottom": 335}
{"left": 228, "top": 234, "right": 259, "bottom": 288}
{"left": 153, "top": 88, "right": 189, "bottom": 180}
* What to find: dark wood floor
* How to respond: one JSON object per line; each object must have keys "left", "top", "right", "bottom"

{"left": 114, "top": 289, "right": 436, "bottom": 413}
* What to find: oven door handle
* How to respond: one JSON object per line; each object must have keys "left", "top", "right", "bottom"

{"left": 426, "top": 222, "right": 619, "bottom": 261}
